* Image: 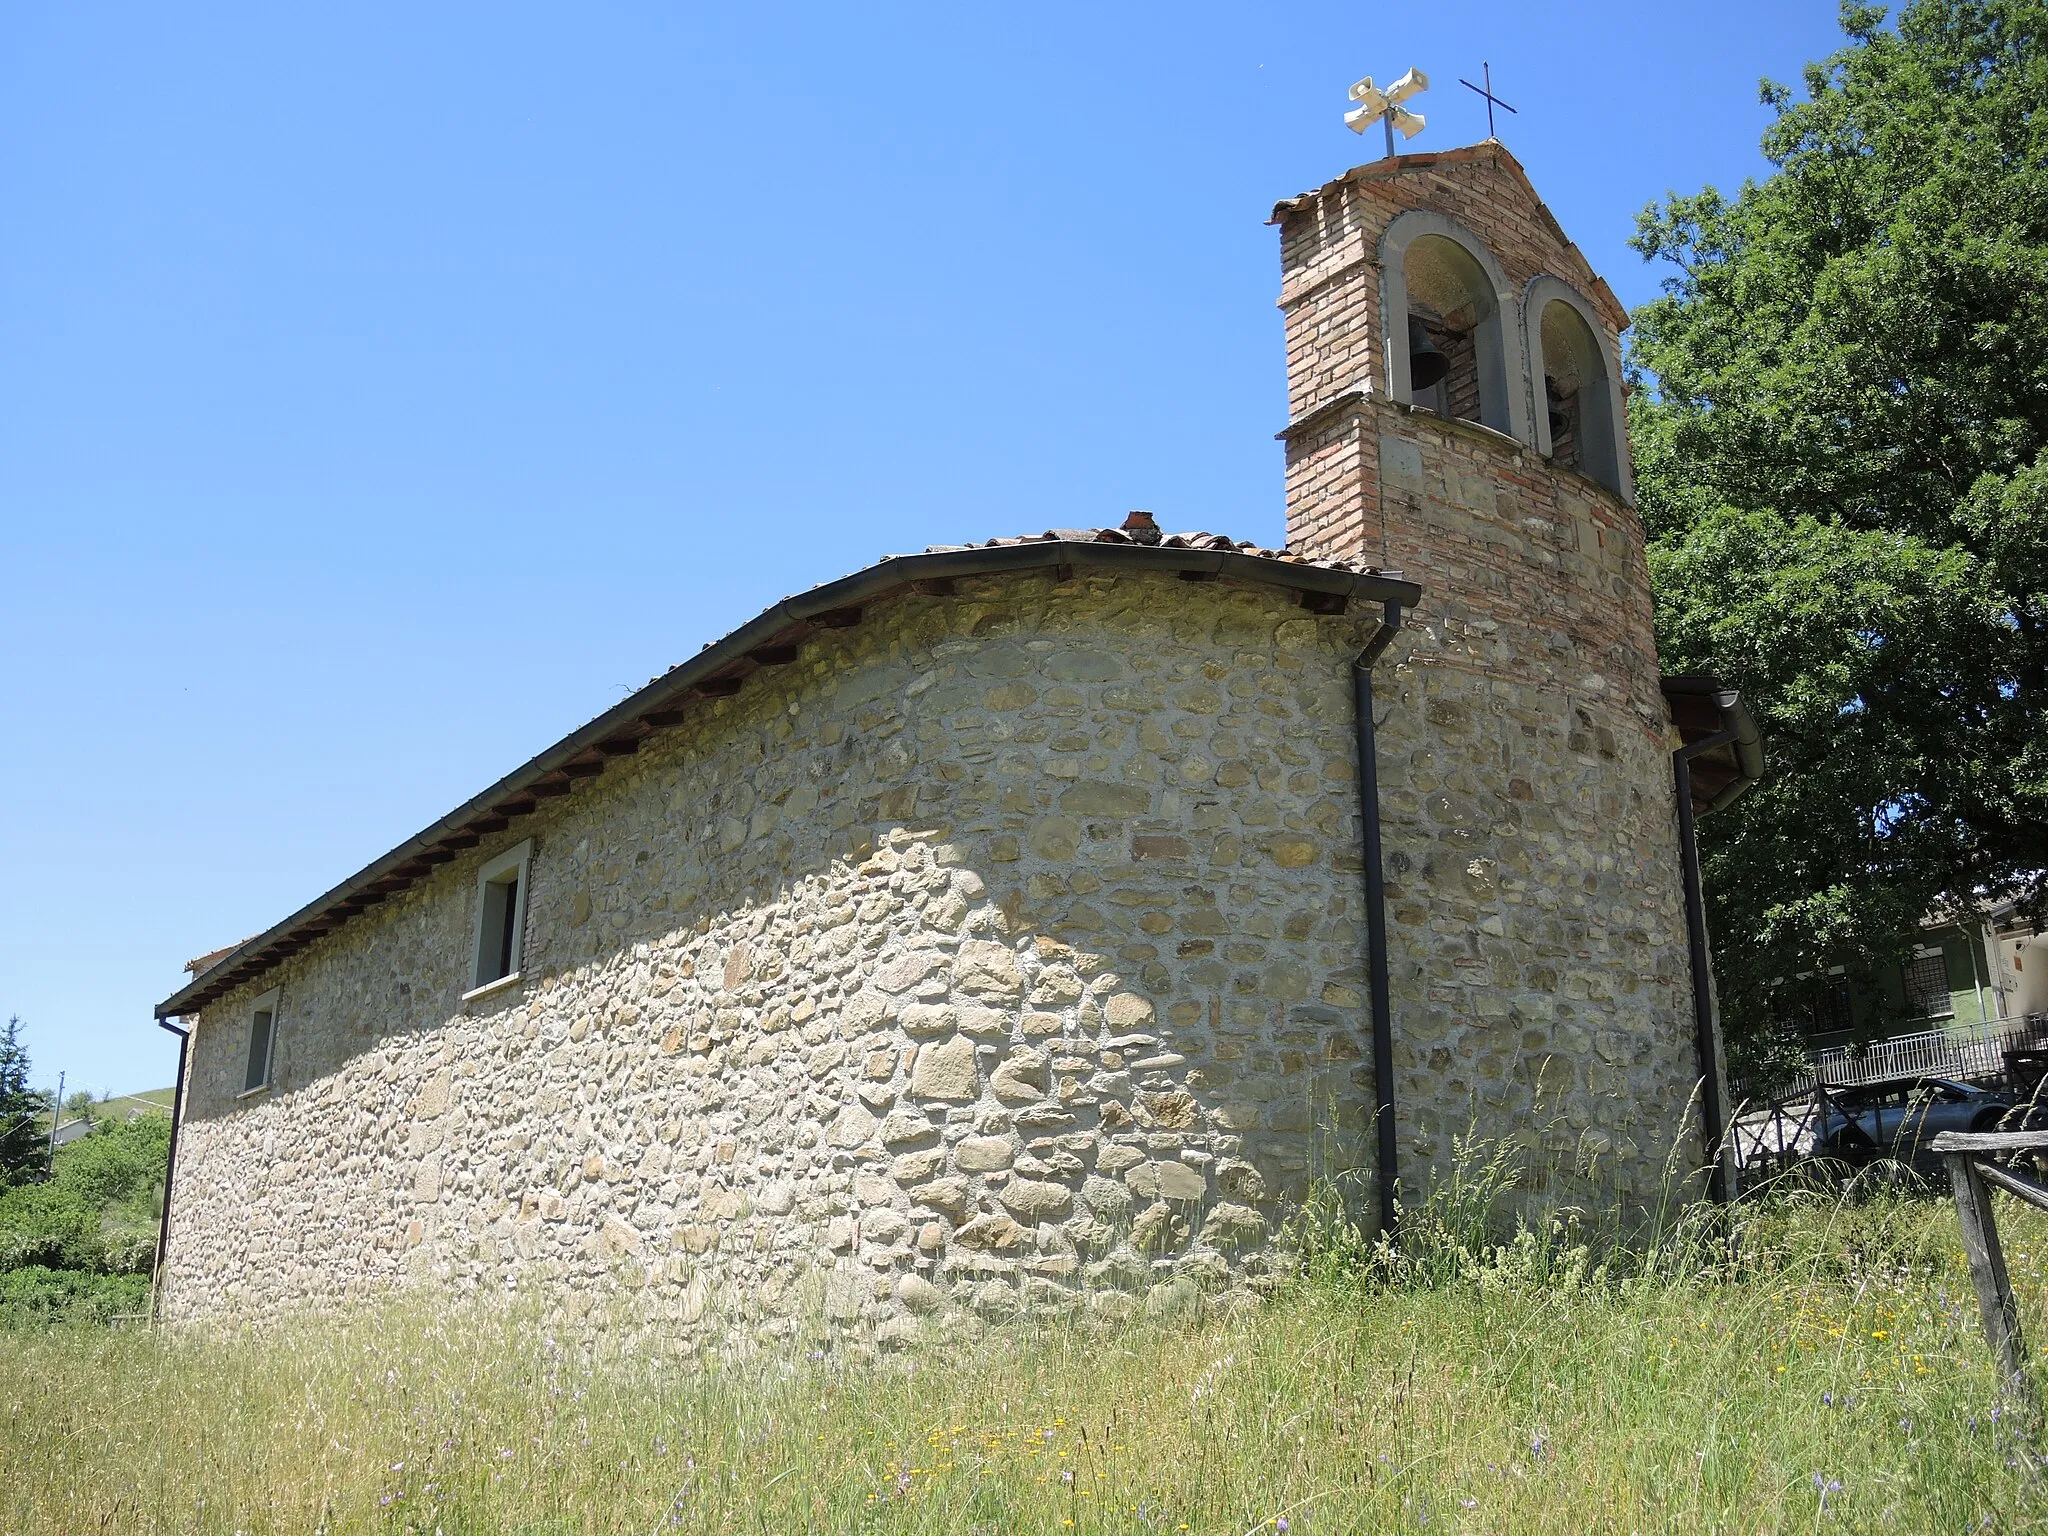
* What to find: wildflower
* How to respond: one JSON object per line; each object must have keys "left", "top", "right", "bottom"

{"left": 1530, "top": 1431, "right": 1548, "bottom": 1460}
{"left": 1277, "top": 1520, "right": 1290, "bottom": 1533}
{"left": 1812, "top": 1473, "right": 1843, "bottom": 1512}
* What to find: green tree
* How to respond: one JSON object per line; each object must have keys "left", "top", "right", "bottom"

{"left": 0, "top": 1018, "right": 44, "bottom": 1185}
{"left": 0, "top": 1117, "right": 172, "bottom": 1289}
{"left": 55, "top": 1117, "right": 170, "bottom": 1215}
{"left": 0, "top": 1182, "right": 101, "bottom": 1273}
{"left": 1628, "top": 0, "right": 2048, "bottom": 1073}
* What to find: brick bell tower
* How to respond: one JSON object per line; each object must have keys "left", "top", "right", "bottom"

{"left": 1273, "top": 143, "right": 1708, "bottom": 1210}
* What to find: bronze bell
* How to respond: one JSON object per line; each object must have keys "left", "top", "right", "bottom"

{"left": 1407, "top": 316, "right": 1449, "bottom": 389}
{"left": 1546, "top": 378, "right": 1572, "bottom": 439}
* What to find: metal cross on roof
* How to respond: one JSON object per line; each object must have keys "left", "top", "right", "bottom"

{"left": 1459, "top": 61, "right": 1518, "bottom": 140}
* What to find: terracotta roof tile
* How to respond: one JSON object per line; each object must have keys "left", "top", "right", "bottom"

{"left": 184, "top": 943, "right": 246, "bottom": 978}
{"left": 919, "top": 514, "right": 1392, "bottom": 577}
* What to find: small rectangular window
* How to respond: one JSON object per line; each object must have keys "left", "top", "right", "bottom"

{"left": 469, "top": 840, "right": 533, "bottom": 995}
{"left": 243, "top": 988, "right": 280, "bottom": 1094}
{"left": 1903, "top": 951, "right": 1954, "bottom": 1020}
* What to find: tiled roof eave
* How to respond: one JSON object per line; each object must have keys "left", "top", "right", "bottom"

{"left": 157, "top": 537, "right": 1420, "bottom": 1021}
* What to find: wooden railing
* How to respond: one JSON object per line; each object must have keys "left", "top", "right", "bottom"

{"left": 1928, "top": 1129, "right": 2048, "bottom": 1405}
{"left": 1727, "top": 1093, "right": 1825, "bottom": 1174}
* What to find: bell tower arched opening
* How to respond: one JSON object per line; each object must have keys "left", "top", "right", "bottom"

{"left": 1377, "top": 210, "right": 1531, "bottom": 444}
{"left": 1525, "top": 277, "right": 1631, "bottom": 502}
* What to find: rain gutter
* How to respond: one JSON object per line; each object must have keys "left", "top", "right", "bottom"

{"left": 1670, "top": 687, "right": 1762, "bottom": 1203}
{"left": 151, "top": 1016, "right": 190, "bottom": 1322}
{"left": 1353, "top": 602, "right": 1406, "bottom": 1239}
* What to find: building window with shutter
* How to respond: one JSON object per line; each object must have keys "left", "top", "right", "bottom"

{"left": 467, "top": 840, "right": 533, "bottom": 998}
{"left": 242, "top": 987, "right": 280, "bottom": 1095}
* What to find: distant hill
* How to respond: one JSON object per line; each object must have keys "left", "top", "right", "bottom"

{"left": 29, "top": 1089, "right": 173, "bottom": 1140}
{"left": 93, "top": 1090, "right": 173, "bottom": 1119}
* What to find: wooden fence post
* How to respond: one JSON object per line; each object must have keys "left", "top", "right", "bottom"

{"left": 1945, "top": 1151, "right": 2031, "bottom": 1401}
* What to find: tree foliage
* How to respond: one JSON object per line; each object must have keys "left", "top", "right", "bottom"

{"left": 0, "top": 1017, "right": 45, "bottom": 1186}
{"left": 1629, "top": 0, "right": 2048, "bottom": 1070}
{"left": 0, "top": 1116, "right": 169, "bottom": 1324}
{"left": 53, "top": 1115, "right": 170, "bottom": 1217}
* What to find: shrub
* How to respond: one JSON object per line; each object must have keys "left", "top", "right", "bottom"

{"left": 0, "top": 1266, "right": 146, "bottom": 1327}
{"left": 0, "top": 1116, "right": 173, "bottom": 1288}
{"left": 54, "top": 1116, "right": 170, "bottom": 1213}
{"left": 0, "top": 1182, "right": 104, "bottom": 1272}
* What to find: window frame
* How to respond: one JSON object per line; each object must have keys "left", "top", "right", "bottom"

{"left": 1902, "top": 947, "right": 1956, "bottom": 1021}
{"left": 239, "top": 986, "right": 281, "bottom": 1098}
{"left": 465, "top": 838, "right": 533, "bottom": 1000}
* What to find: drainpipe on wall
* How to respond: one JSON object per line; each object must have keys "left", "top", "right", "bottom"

{"left": 1353, "top": 602, "right": 1405, "bottom": 1240}
{"left": 1673, "top": 732, "right": 1737, "bottom": 1204}
{"left": 152, "top": 1015, "right": 191, "bottom": 1323}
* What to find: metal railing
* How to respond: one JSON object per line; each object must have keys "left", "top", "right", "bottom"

{"left": 1735, "top": 1013, "right": 2048, "bottom": 1106}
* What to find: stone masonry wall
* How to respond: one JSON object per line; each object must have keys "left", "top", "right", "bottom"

{"left": 165, "top": 571, "right": 1408, "bottom": 1339}
{"left": 1365, "top": 410, "right": 1697, "bottom": 1204}
{"left": 1274, "top": 147, "right": 1706, "bottom": 1207}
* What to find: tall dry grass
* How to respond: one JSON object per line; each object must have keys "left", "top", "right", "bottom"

{"left": 4, "top": 1172, "right": 2046, "bottom": 1533}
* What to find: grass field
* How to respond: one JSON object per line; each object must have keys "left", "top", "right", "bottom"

{"left": 3, "top": 1176, "right": 2046, "bottom": 1534}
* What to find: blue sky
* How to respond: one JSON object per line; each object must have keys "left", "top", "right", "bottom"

{"left": 0, "top": 1, "right": 1849, "bottom": 1096}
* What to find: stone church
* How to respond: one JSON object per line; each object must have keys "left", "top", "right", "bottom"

{"left": 152, "top": 141, "right": 1760, "bottom": 1334}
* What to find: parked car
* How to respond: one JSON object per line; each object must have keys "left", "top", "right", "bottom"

{"left": 1817, "top": 1076, "right": 2045, "bottom": 1173}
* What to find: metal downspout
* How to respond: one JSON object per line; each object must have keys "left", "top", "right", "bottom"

{"left": 1354, "top": 603, "right": 1405, "bottom": 1239}
{"left": 1673, "top": 730, "right": 1737, "bottom": 1204}
{"left": 152, "top": 1016, "right": 190, "bottom": 1322}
